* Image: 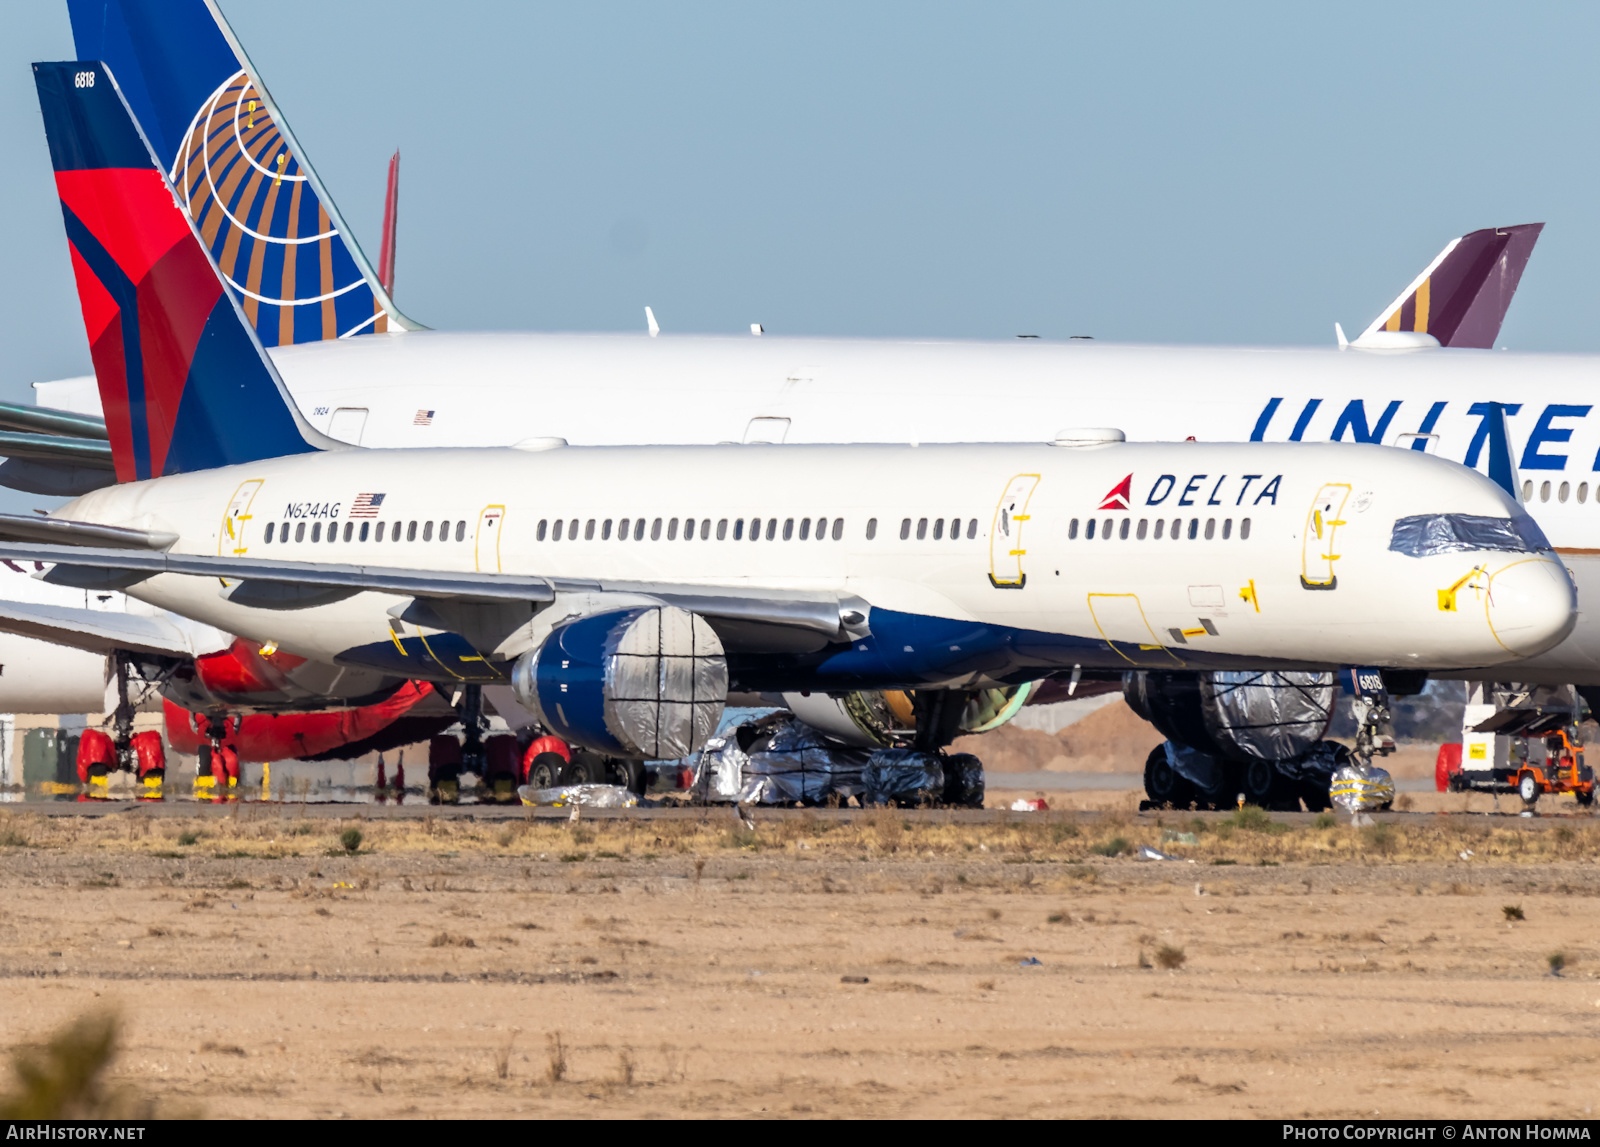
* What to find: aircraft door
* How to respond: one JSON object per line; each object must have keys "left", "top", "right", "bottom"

{"left": 328, "top": 407, "right": 369, "bottom": 444}
{"left": 219, "top": 480, "right": 265, "bottom": 556}
{"left": 1088, "top": 593, "right": 1184, "bottom": 666}
{"left": 1301, "top": 483, "right": 1351, "bottom": 590}
{"left": 475, "top": 505, "right": 506, "bottom": 573}
{"left": 744, "top": 417, "right": 791, "bottom": 444}
{"left": 989, "top": 473, "right": 1041, "bottom": 589}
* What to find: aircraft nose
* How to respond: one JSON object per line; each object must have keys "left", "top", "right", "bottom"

{"left": 1484, "top": 557, "right": 1576, "bottom": 658}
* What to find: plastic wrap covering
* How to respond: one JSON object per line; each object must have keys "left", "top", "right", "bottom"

{"left": 515, "top": 605, "right": 728, "bottom": 759}
{"left": 1163, "top": 740, "right": 1225, "bottom": 796}
{"left": 1389, "top": 513, "right": 1550, "bottom": 558}
{"left": 1329, "top": 764, "right": 1395, "bottom": 812}
{"left": 1199, "top": 671, "right": 1335, "bottom": 762}
{"left": 690, "top": 713, "right": 870, "bottom": 804}
{"left": 1274, "top": 740, "right": 1348, "bottom": 784}
{"left": 864, "top": 749, "right": 945, "bottom": 807}
{"left": 942, "top": 753, "right": 985, "bottom": 809}
{"left": 517, "top": 783, "right": 639, "bottom": 808}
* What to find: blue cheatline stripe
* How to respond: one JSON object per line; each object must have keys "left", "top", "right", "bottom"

{"left": 59, "top": 202, "right": 151, "bottom": 481}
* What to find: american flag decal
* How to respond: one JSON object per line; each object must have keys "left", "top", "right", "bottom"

{"left": 350, "top": 493, "right": 386, "bottom": 518}
{"left": 414, "top": 409, "right": 435, "bottom": 426}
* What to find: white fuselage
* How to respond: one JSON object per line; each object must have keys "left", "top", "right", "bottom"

{"left": 23, "top": 330, "right": 1600, "bottom": 710}
{"left": 54, "top": 441, "right": 1572, "bottom": 687}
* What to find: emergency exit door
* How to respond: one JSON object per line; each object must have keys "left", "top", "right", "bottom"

{"left": 1301, "top": 483, "right": 1351, "bottom": 590}
{"left": 475, "top": 505, "right": 505, "bottom": 572}
{"left": 219, "top": 480, "right": 264, "bottom": 556}
{"left": 989, "top": 474, "right": 1041, "bottom": 588}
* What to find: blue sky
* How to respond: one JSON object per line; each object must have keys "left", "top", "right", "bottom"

{"left": 1, "top": 1, "right": 1596, "bottom": 410}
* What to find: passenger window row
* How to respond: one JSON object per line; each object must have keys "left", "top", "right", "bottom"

{"left": 898, "top": 517, "right": 978, "bottom": 541}
{"left": 536, "top": 516, "right": 849, "bottom": 542}
{"left": 263, "top": 519, "right": 467, "bottom": 544}
{"left": 1526, "top": 479, "right": 1590, "bottom": 505}
{"left": 1068, "top": 517, "right": 1251, "bottom": 541}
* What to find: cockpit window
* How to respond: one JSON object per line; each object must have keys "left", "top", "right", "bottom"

{"left": 1389, "top": 513, "right": 1551, "bottom": 558}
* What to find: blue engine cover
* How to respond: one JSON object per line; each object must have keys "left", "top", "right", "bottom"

{"left": 512, "top": 606, "right": 728, "bottom": 759}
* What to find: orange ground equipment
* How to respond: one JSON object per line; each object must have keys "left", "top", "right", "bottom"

{"left": 1513, "top": 728, "right": 1595, "bottom": 809}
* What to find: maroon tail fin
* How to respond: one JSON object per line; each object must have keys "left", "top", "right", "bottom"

{"left": 1359, "top": 224, "right": 1542, "bottom": 349}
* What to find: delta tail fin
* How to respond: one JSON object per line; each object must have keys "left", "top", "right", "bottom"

{"left": 1352, "top": 224, "right": 1543, "bottom": 349}
{"left": 65, "top": 0, "right": 420, "bottom": 345}
{"left": 33, "top": 60, "right": 336, "bottom": 482}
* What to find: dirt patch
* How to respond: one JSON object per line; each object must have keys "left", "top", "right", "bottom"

{"left": 0, "top": 807, "right": 1596, "bottom": 1118}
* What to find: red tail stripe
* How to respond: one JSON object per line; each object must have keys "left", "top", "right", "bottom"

{"left": 55, "top": 168, "right": 191, "bottom": 285}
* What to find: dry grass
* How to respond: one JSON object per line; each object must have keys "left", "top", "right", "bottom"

{"left": 0, "top": 807, "right": 1595, "bottom": 871}
{"left": 0, "top": 1010, "right": 171, "bottom": 1119}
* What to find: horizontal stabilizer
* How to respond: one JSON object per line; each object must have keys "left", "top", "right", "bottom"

{"left": 0, "top": 432, "right": 113, "bottom": 469}
{"left": 0, "top": 597, "right": 214, "bottom": 657}
{"left": 1357, "top": 224, "right": 1543, "bottom": 349}
{"left": 0, "top": 401, "right": 107, "bottom": 439}
{"left": 0, "top": 514, "right": 173, "bottom": 549}
{"left": 0, "top": 460, "right": 116, "bottom": 498}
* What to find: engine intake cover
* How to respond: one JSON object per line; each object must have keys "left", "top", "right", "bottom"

{"left": 512, "top": 606, "right": 728, "bottom": 759}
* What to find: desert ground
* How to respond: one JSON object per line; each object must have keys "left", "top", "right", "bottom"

{"left": 0, "top": 799, "right": 1597, "bottom": 1119}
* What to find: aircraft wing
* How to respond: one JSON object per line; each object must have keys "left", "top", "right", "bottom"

{"left": 0, "top": 597, "right": 219, "bottom": 657}
{"left": 0, "top": 543, "right": 869, "bottom": 642}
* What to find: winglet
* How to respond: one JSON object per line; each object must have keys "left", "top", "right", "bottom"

{"left": 1334, "top": 322, "right": 1348, "bottom": 349}
{"left": 646, "top": 306, "right": 660, "bottom": 337}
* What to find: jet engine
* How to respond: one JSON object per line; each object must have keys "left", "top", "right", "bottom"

{"left": 1123, "top": 670, "right": 1335, "bottom": 763}
{"left": 781, "top": 682, "right": 1040, "bottom": 749}
{"left": 511, "top": 605, "right": 728, "bottom": 759}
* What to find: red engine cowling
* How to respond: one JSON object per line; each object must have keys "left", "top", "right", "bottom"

{"left": 164, "top": 680, "right": 437, "bottom": 760}
{"left": 162, "top": 637, "right": 408, "bottom": 713}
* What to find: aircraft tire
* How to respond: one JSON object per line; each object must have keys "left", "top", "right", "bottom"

{"left": 1144, "top": 745, "right": 1197, "bottom": 809}
{"left": 1240, "top": 758, "right": 1278, "bottom": 808}
{"left": 562, "top": 752, "right": 606, "bottom": 787}
{"left": 526, "top": 752, "right": 564, "bottom": 790}
{"left": 940, "top": 753, "right": 985, "bottom": 808}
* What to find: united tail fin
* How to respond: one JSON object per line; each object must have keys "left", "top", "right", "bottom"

{"left": 1353, "top": 224, "right": 1543, "bottom": 349}
{"left": 33, "top": 60, "right": 336, "bottom": 482}
{"left": 65, "top": 0, "right": 420, "bottom": 345}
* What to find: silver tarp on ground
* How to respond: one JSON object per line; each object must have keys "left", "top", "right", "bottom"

{"left": 517, "top": 783, "right": 639, "bottom": 808}
{"left": 1199, "top": 671, "right": 1335, "bottom": 761}
{"left": 690, "top": 713, "right": 869, "bottom": 804}
{"left": 1329, "top": 764, "right": 1395, "bottom": 811}
{"left": 863, "top": 749, "right": 945, "bottom": 807}
{"left": 1388, "top": 513, "right": 1550, "bottom": 558}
